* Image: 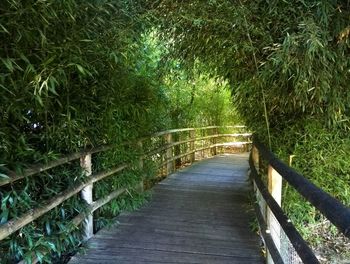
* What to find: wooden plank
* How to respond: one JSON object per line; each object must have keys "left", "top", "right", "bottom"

{"left": 69, "top": 154, "right": 263, "bottom": 263}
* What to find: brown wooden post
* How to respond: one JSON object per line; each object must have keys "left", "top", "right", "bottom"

{"left": 165, "top": 133, "right": 173, "bottom": 175}
{"left": 189, "top": 129, "right": 196, "bottom": 163}
{"left": 252, "top": 146, "right": 260, "bottom": 171}
{"left": 211, "top": 127, "right": 218, "bottom": 156}
{"left": 267, "top": 164, "right": 282, "bottom": 264}
{"left": 201, "top": 129, "right": 205, "bottom": 159}
{"left": 251, "top": 146, "right": 259, "bottom": 194}
{"left": 80, "top": 153, "right": 93, "bottom": 241}
{"left": 136, "top": 140, "right": 144, "bottom": 192}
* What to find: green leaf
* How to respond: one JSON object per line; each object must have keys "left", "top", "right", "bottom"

{"left": 76, "top": 64, "right": 86, "bottom": 75}
{"left": 0, "top": 173, "right": 9, "bottom": 179}
{"left": 45, "top": 222, "right": 51, "bottom": 235}
{"left": 0, "top": 210, "right": 9, "bottom": 224}
{"left": 0, "top": 23, "right": 9, "bottom": 34}
{"left": 1, "top": 58, "right": 14, "bottom": 72}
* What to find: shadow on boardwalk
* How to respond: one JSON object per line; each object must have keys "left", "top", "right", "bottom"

{"left": 69, "top": 153, "right": 263, "bottom": 264}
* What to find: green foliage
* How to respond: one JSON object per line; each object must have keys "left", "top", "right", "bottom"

{"left": 279, "top": 120, "right": 350, "bottom": 236}
{"left": 163, "top": 61, "right": 238, "bottom": 128}
{"left": 148, "top": 0, "right": 350, "bottom": 131}
{"left": 0, "top": 0, "right": 163, "bottom": 262}
{"left": 0, "top": 1, "right": 240, "bottom": 262}
{"left": 136, "top": 31, "right": 240, "bottom": 129}
{"left": 148, "top": 0, "right": 350, "bottom": 252}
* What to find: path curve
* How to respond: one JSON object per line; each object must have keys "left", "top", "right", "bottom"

{"left": 69, "top": 153, "right": 263, "bottom": 264}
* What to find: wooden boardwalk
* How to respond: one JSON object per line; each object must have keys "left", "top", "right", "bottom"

{"left": 69, "top": 153, "right": 263, "bottom": 264}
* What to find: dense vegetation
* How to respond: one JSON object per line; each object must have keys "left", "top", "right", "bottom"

{"left": 0, "top": 1, "right": 236, "bottom": 263}
{"left": 1, "top": 0, "right": 349, "bottom": 262}
{"left": 148, "top": 0, "right": 350, "bottom": 260}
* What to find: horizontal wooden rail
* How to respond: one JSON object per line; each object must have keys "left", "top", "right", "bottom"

{"left": 251, "top": 136, "right": 350, "bottom": 264}
{"left": 158, "top": 150, "right": 196, "bottom": 168}
{"left": 249, "top": 154, "right": 319, "bottom": 264}
{"left": 17, "top": 187, "right": 128, "bottom": 264}
{"left": 214, "top": 142, "right": 251, "bottom": 147}
{"left": 0, "top": 124, "right": 249, "bottom": 263}
{"left": 0, "top": 145, "right": 113, "bottom": 187}
{"left": 0, "top": 164, "right": 127, "bottom": 241}
{"left": 146, "top": 125, "right": 247, "bottom": 139}
{"left": 157, "top": 142, "right": 251, "bottom": 169}
{"left": 70, "top": 186, "right": 128, "bottom": 228}
{"left": 1, "top": 126, "right": 248, "bottom": 187}
{"left": 196, "top": 133, "right": 251, "bottom": 141}
{"left": 254, "top": 137, "right": 350, "bottom": 238}
{"left": 145, "top": 139, "right": 196, "bottom": 158}
{"left": 145, "top": 134, "right": 252, "bottom": 158}
{"left": 150, "top": 128, "right": 195, "bottom": 138}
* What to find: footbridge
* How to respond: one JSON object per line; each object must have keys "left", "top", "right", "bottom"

{"left": 1, "top": 126, "right": 349, "bottom": 264}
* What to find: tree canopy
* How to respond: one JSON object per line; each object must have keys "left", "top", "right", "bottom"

{"left": 149, "top": 0, "right": 350, "bottom": 135}
{"left": 1, "top": 0, "right": 349, "bottom": 262}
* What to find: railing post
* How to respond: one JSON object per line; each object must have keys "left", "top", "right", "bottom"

{"left": 267, "top": 164, "right": 282, "bottom": 264}
{"left": 201, "top": 129, "right": 205, "bottom": 158}
{"left": 80, "top": 153, "right": 93, "bottom": 241}
{"left": 136, "top": 140, "right": 144, "bottom": 192}
{"left": 165, "top": 133, "right": 173, "bottom": 175}
{"left": 189, "top": 129, "right": 196, "bottom": 163}
{"left": 211, "top": 127, "right": 218, "bottom": 156}
{"left": 252, "top": 146, "right": 260, "bottom": 171}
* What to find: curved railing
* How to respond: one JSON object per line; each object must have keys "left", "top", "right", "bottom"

{"left": 0, "top": 125, "right": 251, "bottom": 263}
{"left": 250, "top": 136, "right": 350, "bottom": 264}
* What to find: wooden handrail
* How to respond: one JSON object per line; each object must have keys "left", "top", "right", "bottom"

{"left": 0, "top": 126, "right": 247, "bottom": 187}
{"left": 0, "top": 145, "right": 113, "bottom": 187}
{"left": 144, "top": 125, "right": 247, "bottom": 139}
{"left": 0, "top": 125, "right": 250, "bottom": 264}
{"left": 0, "top": 164, "right": 127, "bottom": 241}
{"left": 145, "top": 134, "right": 252, "bottom": 158}
{"left": 253, "top": 137, "right": 350, "bottom": 238}
{"left": 250, "top": 154, "right": 319, "bottom": 264}
{"left": 17, "top": 187, "right": 128, "bottom": 264}
{"left": 251, "top": 136, "right": 350, "bottom": 264}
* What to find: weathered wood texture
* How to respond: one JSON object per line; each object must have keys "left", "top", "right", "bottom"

{"left": 69, "top": 154, "right": 263, "bottom": 264}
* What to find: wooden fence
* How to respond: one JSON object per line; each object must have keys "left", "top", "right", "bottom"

{"left": 0, "top": 125, "right": 251, "bottom": 264}
{"left": 251, "top": 136, "right": 350, "bottom": 264}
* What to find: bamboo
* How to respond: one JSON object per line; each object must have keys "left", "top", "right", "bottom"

{"left": 2, "top": 126, "right": 250, "bottom": 241}
{"left": 136, "top": 141, "right": 144, "bottom": 192}
{"left": 0, "top": 128, "right": 249, "bottom": 187}
{"left": 17, "top": 187, "right": 127, "bottom": 264}
{"left": 0, "top": 164, "right": 127, "bottom": 241}
{"left": 0, "top": 145, "right": 112, "bottom": 187}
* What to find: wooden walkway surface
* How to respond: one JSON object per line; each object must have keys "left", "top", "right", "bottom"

{"left": 69, "top": 153, "right": 263, "bottom": 263}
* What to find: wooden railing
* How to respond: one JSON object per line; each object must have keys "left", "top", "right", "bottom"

{"left": 0, "top": 125, "right": 251, "bottom": 263}
{"left": 250, "top": 136, "right": 350, "bottom": 264}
